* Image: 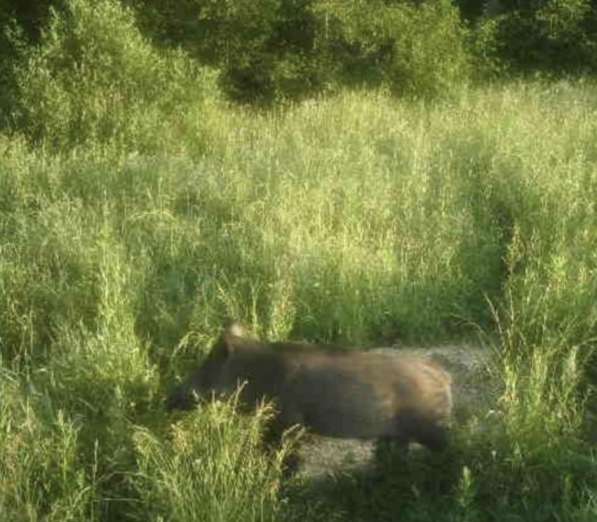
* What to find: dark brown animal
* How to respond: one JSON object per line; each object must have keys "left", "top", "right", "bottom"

{"left": 167, "top": 322, "right": 452, "bottom": 451}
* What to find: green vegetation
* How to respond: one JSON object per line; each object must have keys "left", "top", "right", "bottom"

{"left": 0, "top": 0, "right": 596, "bottom": 520}
{"left": 5, "top": 0, "right": 218, "bottom": 153}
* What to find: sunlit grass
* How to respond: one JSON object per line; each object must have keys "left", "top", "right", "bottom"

{"left": 0, "top": 79, "right": 596, "bottom": 520}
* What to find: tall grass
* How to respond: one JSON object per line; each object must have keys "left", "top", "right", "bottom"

{"left": 132, "top": 395, "right": 294, "bottom": 522}
{"left": 1, "top": 24, "right": 596, "bottom": 519}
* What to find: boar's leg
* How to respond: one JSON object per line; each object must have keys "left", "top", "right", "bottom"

{"left": 375, "top": 435, "right": 410, "bottom": 455}
{"left": 373, "top": 435, "right": 410, "bottom": 475}
{"left": 263, "top": 407, "right": 305, "bottom": 448}
{"left": 391, "top": 410, "right": 449, "bottom": 452}
{"left": 413, "top": 422, "right": 449, "bottom": 452}
{"left": 261, "top": 411, "right": 305, "bottom": 477}
{"left": 379, "top": 411, "right": 448, "bottom": 452}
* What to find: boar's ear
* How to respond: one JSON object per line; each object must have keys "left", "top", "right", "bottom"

{"left": 223, "top": 319, "right": 249, "bottom": 338}
{"left": 211, "top": 320, "right": 247, "bottom": 357}
{"left": 217, "top": 319, "right": 261, "bottom": 355}
{"left": 222, "top": 332, "right": 257, "bottom": 355}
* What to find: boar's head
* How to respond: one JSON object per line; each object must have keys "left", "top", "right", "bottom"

{"left": 166, "top": 321, "right": 258, "bottom": 410}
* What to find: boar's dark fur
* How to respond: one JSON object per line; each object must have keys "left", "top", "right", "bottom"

{"left": 167, "top": 321, "right": 453, "bottom": 451}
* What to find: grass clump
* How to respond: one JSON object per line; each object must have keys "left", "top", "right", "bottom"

{"left": 0, "top": 368, "right": 100, "bottom": 521}
{"left": 132, "top": 395, "right": 293, "bottom": 522}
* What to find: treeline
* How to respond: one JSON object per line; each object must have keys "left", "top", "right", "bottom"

{"left": 1, "top": 0, "right": 597, "bottom": 107}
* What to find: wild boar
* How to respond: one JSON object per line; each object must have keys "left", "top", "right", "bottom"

{"left": 167, "top": 321, "right": 453, "bottom": 451}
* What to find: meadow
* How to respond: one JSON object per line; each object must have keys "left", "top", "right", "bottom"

{"left": 1, "top": 1, "right": 597, "bottom": 520}
{"left": 1, "top": 80, "right": 596, "bottom": 521}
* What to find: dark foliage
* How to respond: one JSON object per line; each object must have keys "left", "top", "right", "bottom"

{"left": 1, "top": 0, "right": 596, "bottom": 106}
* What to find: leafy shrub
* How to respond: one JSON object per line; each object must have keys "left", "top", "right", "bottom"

{"left": 131, "top": 0, "right": 470, "bottom": 103}
{"left": 478, "top": 0, "right": 597, "bottom": 74}
{"left": 0, "top": 0, "right": 55, "bottom": 41}
{"left": 313, "top": 0, "right": 471, "bottom": 98}
{"left": 131, "top": 0, "right": 324, "bottom": 104}
{"left": 10, "top": 0, "right": 217, "bottom": 153}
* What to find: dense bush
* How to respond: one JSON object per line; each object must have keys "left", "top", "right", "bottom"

{"left": 7, "top": 0, "right": 217, "bottom": 152}
{"left": 314, "top": 0, "right": 471, "bottom": 98}
{"left": 2, "top": 0, "right": 597, "bottom": 110}
{"left": 189, "top": 0, "right": 322, "bottom": 103}
{"left": 126, "top": 0, "right": 470, "bottom": 103}
{"left": 0, "top": 0, "right": 55, "bottom": 41}
{"left": 126, "top": 0, "right": 325, "bottom": 103}
{"left": 477, "top": 0, "right": 597, "bottom": 74}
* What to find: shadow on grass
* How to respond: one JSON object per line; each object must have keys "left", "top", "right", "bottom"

{"left": 282, "top": 426, "right": 597, "bottom": 522}
{"left": 283, "top": 442, "right": 466, "bottom": 522}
